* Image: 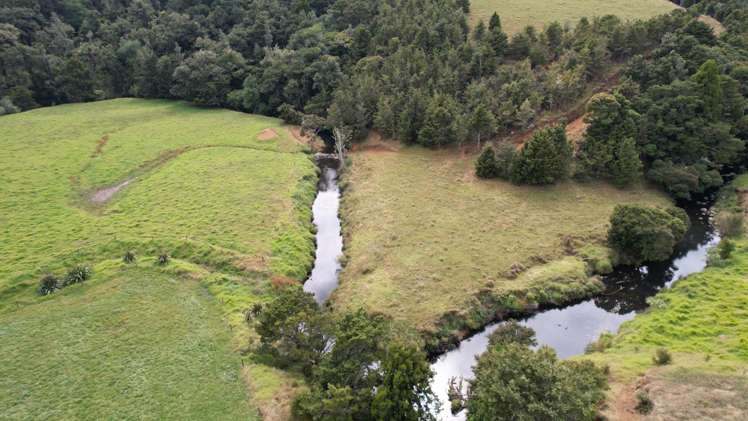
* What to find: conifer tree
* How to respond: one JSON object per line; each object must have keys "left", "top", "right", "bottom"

{"left": 611, "top": 137, "right": 643, "bottom": 187}
{"left": 476, "top": 146, "right": 499, "bottom": 178}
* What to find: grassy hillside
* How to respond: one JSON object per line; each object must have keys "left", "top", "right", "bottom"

{"left": 0, "top": 99, "right": 316, "bottom": 306}
{"left": 0, "top": 99, "right": 318, "bottom": 419}
{"left": 469, "top": 0, "right": 679, "bottom": 34}
{"left": 334, "top": 139, "right": 669, "bottom": 346}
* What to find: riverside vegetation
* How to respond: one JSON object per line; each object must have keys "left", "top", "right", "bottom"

{"left": 2, "top": 0, "right": 748, "bottom": 420}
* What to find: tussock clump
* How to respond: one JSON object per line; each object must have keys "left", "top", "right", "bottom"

{"left": 157, "top": 253, "right": 170, "bottom": 266}
{"left": 63, "top": 265, "right": 91, "bottom": 286}
{"left": 715, "top": 211, "right": 744, "bottom": 237}
{"left": 635, "top": 390, "right": 654, "bottom": 414}
{"left": 37, "top": 274, "right": 60, "bottom": 296}
{"left": 652, "top": 348, "right": 672, "bottom": 366}
{"left": 123, "top": 251, "right": 136, "bottom": 264}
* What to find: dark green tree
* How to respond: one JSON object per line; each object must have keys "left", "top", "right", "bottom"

{"left": 511, "top": 125, "right": 571, "bottom": 185}
{"left": 608, "top": 204, "right": 690, "bottom": 265}
{"left": 475, "top": 146, "right": 498, "bottom": 179}
{"left": 371, "top": 345, "right": 436, "bottom": 421}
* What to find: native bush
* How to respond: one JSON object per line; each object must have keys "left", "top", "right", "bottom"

{"left": 488, "top": 321, "right": 537, "bottom": 348}
{"left": 635, "top": 390, "right": 654, "bottom": 414}
{"left": 718, "top": 239, "right": 736, "bottom": 259}
{"left": 157, "top": 253, "right": 170, "bottom": 266}
{"left": 37, "top": 274, "right": 60, "bottom": 296}
{"left": 62, "top": 265, "right": 91, "bottom": 286}
{"left": 123, "top": 251, "right": 136, "bottom": 264}
{"left": 608, "top": 205, "right": 690, "bottom": 265}
{"left": 652, "top": 347, "right": 672, "bottom": 366}
{"left": 475, "top": 147, "right": 498, "bottom": 179}
{"left": 467, "top": 343, "right": 608, "bottom": 421}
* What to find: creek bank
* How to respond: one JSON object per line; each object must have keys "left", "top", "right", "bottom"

{"left": 429, "top": 195, "right": 718, "bottom": 421}
{"left": 303, "top": 156, "right": 343, "bottom": 304}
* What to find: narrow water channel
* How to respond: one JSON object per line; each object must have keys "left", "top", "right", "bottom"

{"left": 431, "top": 196, "right": 719, "bottom": 421}
{"left": 303, "top": 158, "right": 343, "bottom": 304}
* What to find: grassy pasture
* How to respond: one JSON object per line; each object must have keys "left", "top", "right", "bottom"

{"left": 334, "top": 141, "right": 669, "bottom": 337}
{"left": 0, "top": 263, "right": 256, "bottom": 420}
{"left": 469, "top": 0, "right": 679, "bottom": 35}
{"left": 0, "top": 99, "right": 319, "bottom": 419}
{"left": 0, "top": 99, "right": 316, "bottom": 307}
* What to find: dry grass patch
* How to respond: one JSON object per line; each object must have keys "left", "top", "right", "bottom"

{"left": 334, "top": 144, "right": 669, "bottom": 333}
{"left": 469, "top": 0, "right": 679, "bottom": 34}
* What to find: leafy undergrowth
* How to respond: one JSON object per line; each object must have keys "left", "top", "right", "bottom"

{"left": 0, "top": 263, "right": 257, "bottom": 420}
{"left": 0, "top": 100, "right": 319, "bottom": 419}
{"left": 335, "top": 141, "right": 669, "bottom": 348}
{"left": 468, "top": 0, "right": 678, "bottom": 34}
{"left": 584, "top": 237, "right": 748, "bottom": 419}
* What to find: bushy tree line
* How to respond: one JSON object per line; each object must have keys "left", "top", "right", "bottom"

{"left": 0, "top": 0, "right": 704, "bottom": 141}
{"left": 252, "top": 286, "right": 436, "bottom": 421}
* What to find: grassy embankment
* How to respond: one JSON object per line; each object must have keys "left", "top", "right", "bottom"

{"left": 584, "top": 175, "right": 748, "bottom": 420}
{"left": 334, "top": 138, "right": 670, "bottom": 352}
{"left": 0, "top": 99, "right": 317, "bottom": 419}
{"left": 469, "top": 0, "right": 679, "bottom": 34}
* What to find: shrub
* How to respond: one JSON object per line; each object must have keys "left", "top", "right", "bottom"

{"left": 475, "top": 146, "right": 498, "bottom": 178}
{"left": 715, "top": 211, "right": 744, "bottom": 237}
{"left": 488, "top": 321, "right": 537, "bottom": 348}
{"left": 62, "top": 265, "right": 91, "bottom": 286}
{"left": 37, "top": 274, "right": 60, "bottom": 296}
{"left": 635, "top": 390, "right": 654, "bottom": 414}
{"left": 608, "top": 205, "right": 690, "bottom": 265}
{"left": 652, "top": 347, "right": 672, "bottom": 366}
{"left": 718, "top": 239, "right": 736, "bottom": 259}
{"left": 585, "top": 332, "right": 614, "bottom": 353}
{"left": 123, "top": 251, "right": 136, "bottom": 264}
{"left": 157, "top": 253, "right": 170, "bottom": 266}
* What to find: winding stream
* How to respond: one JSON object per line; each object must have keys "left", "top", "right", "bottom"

{"left": 431, "top": 196, "right": 719, "bottom": 420}
{"left": 301, "top": 159, "right": 719, "bottom": 421}
{"left": 304, "top": 158, "right": 343, "bottom": 304}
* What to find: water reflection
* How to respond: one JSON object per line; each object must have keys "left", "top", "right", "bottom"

{"left": 431, "top": 197, "right": 718, "bottom": 420}
{"left": 303, "top": 161, "right": 343, "bottom": 304}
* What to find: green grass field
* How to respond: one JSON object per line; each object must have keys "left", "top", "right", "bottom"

{"left": 0, "top": 99, "right": 316, "bottom": 306}
{"left": 0, "top": 263, "right": 256, "bottom": 420}
{"left": 334, "top": 141, "right": 669, "bottom": 340}
{"left": 0, "top": 99, "right": 318, "bottom": 419}
{"left": 469, "top": 0, "right": 679, "bottom": 34}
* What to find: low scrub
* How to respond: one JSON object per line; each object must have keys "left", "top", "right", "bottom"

{"left": 652, "top": 347, "right": 672, "bottom": 366}
{"left": 62, "top": 265, "right": 92, "bottom": 287}
{"left": 37, "top": 275, "right": 59, "bottom": 296}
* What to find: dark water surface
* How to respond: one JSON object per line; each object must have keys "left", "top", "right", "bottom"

{"left": 431, "top": 197, "right": 718, "bottom": 420}
{"left": 303, "top": 161, "right": 343, "bottom": 304}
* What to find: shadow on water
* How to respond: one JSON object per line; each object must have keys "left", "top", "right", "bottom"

{"left": 431, "top": 194, "right": 719, "bottom": 420}
{"left": 303, "top": 158, "right": 343, "bottom": 304}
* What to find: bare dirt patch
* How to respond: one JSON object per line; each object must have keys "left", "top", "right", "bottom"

{"left": 90, "top": 179, "right": 133, "bottom": 204}
{"left": 566, "top": 115, "right": 589, "bottom": 146}
{"left": 257, "top": 128, "right": 278, "bottom": 141}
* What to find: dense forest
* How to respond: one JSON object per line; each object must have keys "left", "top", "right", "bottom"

{"left": 2, "top": 0, "right": 747, "bottom": 198}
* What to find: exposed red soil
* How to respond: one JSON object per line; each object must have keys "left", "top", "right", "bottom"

{"left": 257, "top": 128, "right": 278, "bottom": 141}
